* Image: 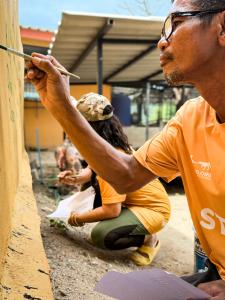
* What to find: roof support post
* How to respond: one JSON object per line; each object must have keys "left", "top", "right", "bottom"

{"left": 145, "top": 81, "right": 151, "bottom": 141}
{"left": 97, "top": 38, "right": 103, "bottom": 95}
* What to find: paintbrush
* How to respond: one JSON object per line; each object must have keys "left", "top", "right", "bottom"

{"left": 0, "top": 44, "right": 80, "bottom": 80}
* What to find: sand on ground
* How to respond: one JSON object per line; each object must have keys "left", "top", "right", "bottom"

{"left": 31, "top": 151, "right": 195, "bottom": 300}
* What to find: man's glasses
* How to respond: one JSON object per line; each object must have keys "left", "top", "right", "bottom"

{"left": 161, "top": 8, "right": 225, "bottom": 41}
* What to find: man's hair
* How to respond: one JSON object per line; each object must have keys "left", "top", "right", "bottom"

{"left": 89, "top": 115, "right": 132, "bottom": 154}
{"left": 171, "top": 0, "right": 225, "bottom": 24}
{"left": 193, "top": 1, "right": 225, "bottom": 24}
{"left": 171, "top": 0, "right": 225, "bottom": 8}
{"left": 191, "top": 0, "right": 225, "bottom": 10}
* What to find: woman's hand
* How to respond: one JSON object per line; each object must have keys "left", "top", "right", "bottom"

{"left": 68, "top": 212, "right": 85, "bottom": 227}
{"left": 58, "top": 170, "right": 79, "bottom": 186}
{"left": 58, "top": 167, "right": 93, "bottom": 186}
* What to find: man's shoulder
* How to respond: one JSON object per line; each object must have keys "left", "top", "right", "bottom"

{"left": 169, "top": 96, "right": 208, "bottom": 127}
{"left": 178, "top": 96, "right": 208, "bottom": 116}
{"left": 183, "top": 96, "right": 204, "bottom": 108}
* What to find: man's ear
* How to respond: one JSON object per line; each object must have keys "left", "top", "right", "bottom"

{"left": 217, "top": 12, "right": 225, "bottom": 46}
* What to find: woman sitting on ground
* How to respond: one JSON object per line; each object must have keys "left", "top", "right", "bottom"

{"left": 58, "top": 92, "right": 171, "bottom": 266}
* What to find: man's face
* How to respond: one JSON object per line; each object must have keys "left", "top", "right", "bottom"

{"left": 158, "top": 0, "right": 218, "bottom": 86}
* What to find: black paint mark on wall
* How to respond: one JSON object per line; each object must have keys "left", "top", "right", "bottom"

{"left": 24, "top": 286, "right": 38, "bottom": 290}
{"left": 10, "top": 110, "right": 15, "bottom": 122}
{"left": 8, "top": 246, "right": 23, "bottom": 255}
{"left": 23, "top": 293, "right": 41, "bottom": 300}
{"left": 0, "top": 284, "right": 11, "bottom": 291}
{"left": 8, "top": 81, "right": 13, "bottom": 95}
{"left": 38, "top": 269, "right": 50, "bottom": 276}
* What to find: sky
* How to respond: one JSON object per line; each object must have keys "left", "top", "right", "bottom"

{"left": 19, "top": 0, "right": 171, "bottom": 31}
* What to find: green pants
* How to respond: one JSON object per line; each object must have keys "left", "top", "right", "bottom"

{"left": 91, "top": 207, "right": 149, "bottom": 250}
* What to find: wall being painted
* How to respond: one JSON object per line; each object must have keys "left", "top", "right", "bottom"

{"left": 24, "top": 100, "right": 64, "bottom": 149}
{"left": 24, "top": 84, "right": 112, "bottom": 149}
{"left": 0, "top": 1, "right": 53, "bottom": 298}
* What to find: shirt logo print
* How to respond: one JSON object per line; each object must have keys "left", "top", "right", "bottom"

{"left": 190, "top": 155, "right": 211, "bottom": 170}
{"left": 190, "top": 155, "right": 212, "bottom": 180}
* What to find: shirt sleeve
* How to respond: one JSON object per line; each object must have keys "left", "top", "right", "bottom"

{"left": 134, "top": 107, "right": 184, "bottom": 182}
{"left": 97, "top": 176, "right": 126, "bottom": 204}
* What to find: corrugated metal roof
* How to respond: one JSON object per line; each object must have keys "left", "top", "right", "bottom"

{"left": 49, "top": 12, "right": 165, "bottom": 86}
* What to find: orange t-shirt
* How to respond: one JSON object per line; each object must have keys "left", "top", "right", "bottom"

{"left": 97, "top": 175, "right": 170, "bottom": 234}
{"left": 134, "top": 96, "right": 225, "bottom": 279}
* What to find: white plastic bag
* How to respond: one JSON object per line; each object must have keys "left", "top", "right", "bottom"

{"left": 47, "top": 186, "right": 95, "bottom": 222}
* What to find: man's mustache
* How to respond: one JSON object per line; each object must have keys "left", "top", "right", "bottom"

{"left": 161, "top": 52, "right": 174, "bottom": 61}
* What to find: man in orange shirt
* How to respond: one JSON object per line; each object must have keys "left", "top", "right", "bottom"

{"left": 27, "top": 0, "right": 225, "bottom": 298}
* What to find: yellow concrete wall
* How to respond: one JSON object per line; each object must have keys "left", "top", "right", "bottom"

{"left": 24, "top": 84, "right": 111, "bottom": 149}
{"left": 70, "top": 84, "right": 112, "bottom": 100}
{"left": 0, "top": 1, "right": 53, "bottom": 298}
{"left": 24, "top": 101, "right": 64, "bottom": 149}
{"left": 0, "top": 0, "right": 24, "bottom": 278}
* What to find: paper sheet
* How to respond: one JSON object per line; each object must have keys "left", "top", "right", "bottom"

{"left": 95, "top": 269, "right": 210, "bottom": 300}
{"left": 47, "top": 186, "right": 95, "bottom": 222}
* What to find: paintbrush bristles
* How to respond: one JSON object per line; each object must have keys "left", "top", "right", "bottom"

{"left": 0, "top": 44, "right": 7, "bottom": 50}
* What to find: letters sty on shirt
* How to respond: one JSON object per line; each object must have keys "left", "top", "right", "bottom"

{"left": 134, "top": 97, "right": 225, "bottom": 279}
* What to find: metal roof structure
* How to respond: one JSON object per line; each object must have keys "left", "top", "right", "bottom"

{"left": 49, "top": 12, "right": 166, "bottom": 91}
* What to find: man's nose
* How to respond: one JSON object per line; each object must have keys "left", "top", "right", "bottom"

{"left": 157, "top": 36, "right": 169, "bottom": 51}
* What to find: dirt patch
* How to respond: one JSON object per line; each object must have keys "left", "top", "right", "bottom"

{"left": 34, "top": 182, "right": 194, "bottom": 300}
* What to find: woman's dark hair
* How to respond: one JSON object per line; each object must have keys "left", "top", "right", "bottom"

{"left": 89, "top": 115, "right": 132, "bottom": 154}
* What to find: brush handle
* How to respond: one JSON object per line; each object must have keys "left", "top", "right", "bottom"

{"left": 7, "top": 47, "right": 33, "bottom": 60}
{"left": 5, "top": 47, "right": 80, "bottom": 79}
{"left": 55, "top": 68, "right": 80, "bottom": 79}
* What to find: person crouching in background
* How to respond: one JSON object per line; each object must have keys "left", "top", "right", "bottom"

{"left": 59, "top": 93, "right": 171, "bottom": 266}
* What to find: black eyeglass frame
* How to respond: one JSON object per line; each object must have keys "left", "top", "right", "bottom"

{"left": 161, "top": 8, "right": 225, "bottom": 41}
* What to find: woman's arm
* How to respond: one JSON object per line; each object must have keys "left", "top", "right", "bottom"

{"left": 68, "top": 203, "right": 121, "bottom": 226}
{"left": 55, "top": 146, "right": 66, "bottom": 170}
